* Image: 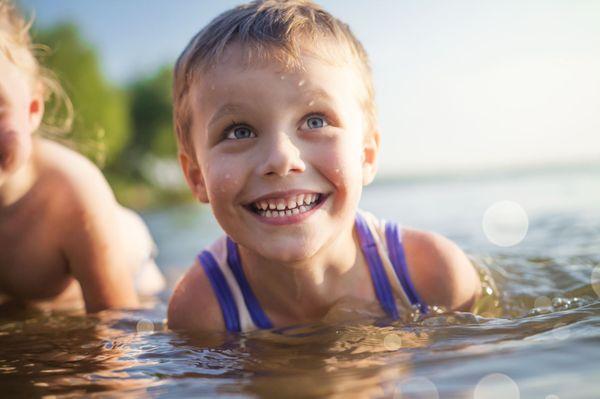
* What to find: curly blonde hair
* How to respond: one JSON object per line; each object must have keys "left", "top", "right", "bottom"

{"left": 0, "top": 0, "right": 73, "bottom": 135}
{"left": 173, "top": 0, "right": 377, "bottom": 158}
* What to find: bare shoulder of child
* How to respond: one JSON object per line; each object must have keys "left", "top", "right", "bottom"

{"left": 401, "top": 228, "right": 481, "bottom": 312}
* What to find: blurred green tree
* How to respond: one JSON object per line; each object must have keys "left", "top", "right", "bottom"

{"left": 128, "top": 66, "right": 176, "bottom": 158}
{"left": 34, "top": 23, "right": 131, "bottom": 167}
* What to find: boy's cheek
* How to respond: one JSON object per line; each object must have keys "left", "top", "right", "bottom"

{"left": 315, "top": 145, "right": 363, "bottom": 188}
{"left": 204, "top": 163, "right": 243, "bottom": 199}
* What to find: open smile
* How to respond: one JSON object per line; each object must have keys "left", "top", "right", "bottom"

{"left": 244, "top": 192, "right": 328, "bottom": 224}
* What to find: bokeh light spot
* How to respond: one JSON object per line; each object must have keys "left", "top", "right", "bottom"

{"left": 383, "top": 333, "right": 402, "bottom": 351}
{"left": 482, "top": 201, "right": 529, "bottom": 247}
{"left": 474, "top": 373, "right": 519, "bottom": 399}
{"left": 394, "top": 377, "right": 439, "bottom": 399}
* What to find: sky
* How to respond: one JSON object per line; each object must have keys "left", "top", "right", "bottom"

{"left": 19, "top": 0, "right": 600, "bottom": 176}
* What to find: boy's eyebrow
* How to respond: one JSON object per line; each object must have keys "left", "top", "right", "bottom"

{"left": 207, "top": 88, "right": 334, "bottom": 128}
{"left": 208, "top": 103, "right": 245, "bottom": 128}
{"left": 301, "top": 88, "right": 334, "bottom": 102}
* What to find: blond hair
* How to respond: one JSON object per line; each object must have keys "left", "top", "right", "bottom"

{"left": 173, "top": 0, "right": 376, "bottom": 158}
{"left": 0, "top": 0, "right": 73, "bottom": 135}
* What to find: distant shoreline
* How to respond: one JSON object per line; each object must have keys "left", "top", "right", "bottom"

{"left": 373, "top": 159, "right": 600, "bottom": 186}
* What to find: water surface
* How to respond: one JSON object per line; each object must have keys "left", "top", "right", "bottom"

{"left": 1, "top": 166, "right": 599, "bottom": 398}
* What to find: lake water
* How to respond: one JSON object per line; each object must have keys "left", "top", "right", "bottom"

{"left": 1, "top": 165, "right": 599, "bottom": 398}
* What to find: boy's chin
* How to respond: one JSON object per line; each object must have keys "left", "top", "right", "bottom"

{"left": 253, "top": 239, "right": 322, "bottom": 264}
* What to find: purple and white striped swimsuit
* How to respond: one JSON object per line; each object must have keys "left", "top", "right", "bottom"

{"left": 198, "top": 210, "right": 427, "bottom": 332}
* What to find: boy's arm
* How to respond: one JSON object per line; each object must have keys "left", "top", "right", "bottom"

{"left": 57, "top": 163, "right": 139, "bottom": 312}
{"left": 402, "top": 229, "right": 481, "bottom": 312}
{"left": 168, "top": 261, "right": 225, "bottom": 333}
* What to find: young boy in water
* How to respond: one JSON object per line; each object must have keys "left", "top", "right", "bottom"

{"left": 0, "top": 1, "right": 164, "bottom": 312}
{"left": 168, "top": 0, "right": 481, "bottom": 333}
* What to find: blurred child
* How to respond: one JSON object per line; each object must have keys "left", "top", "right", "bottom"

{"left": 0, "top": 0, "right": 164, "bottom": 312}
{"left": 168, "top": 0, "right": 481, "bottom": 332}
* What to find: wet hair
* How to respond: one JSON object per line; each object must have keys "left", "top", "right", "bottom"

{"left": 0, "top": 0, "right": 73, "bottom": 135}
{"left": 173, "top": 0, "right": 376, "bottom": 158}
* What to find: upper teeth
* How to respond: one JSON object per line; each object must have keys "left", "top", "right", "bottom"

{"left": 254, "top": 193, "right": 319, "bottom": 211}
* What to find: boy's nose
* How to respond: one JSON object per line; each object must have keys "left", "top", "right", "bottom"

{"left": 258, "top": 132, "right": 306, "bottom": 177}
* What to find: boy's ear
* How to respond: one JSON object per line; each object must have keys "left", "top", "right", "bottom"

{"left": 179, "top": 151, "right": 209, "bottom": 203}
{"left": 362, "top": 130, "right": 380, "bottom": 186}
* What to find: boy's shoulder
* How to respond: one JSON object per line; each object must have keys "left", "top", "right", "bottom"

{"left": 168, "top": 258, "right": 225, "bottom": 333}
{"left": 400, "top": 227, "right": 481, "bottom": 312}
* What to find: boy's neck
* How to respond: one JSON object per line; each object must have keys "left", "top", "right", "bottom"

{"left": 238, "top": 223, "right": 370, "bottom": 322}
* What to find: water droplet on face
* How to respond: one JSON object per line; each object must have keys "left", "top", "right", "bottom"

{"left": 383, "top": 333, "right": 402, "bottom": 351}
{"left": 308, "top": 100, "right": 315, "bottom": 107}
{"left": 298, "top": 79, "right": 305, "bottom": 87}
{"left": 482, "top": 200, "right": 529, "bottom": 247}
{"left": 280, "top": 75, "right": 286, "bottom": 80}
{"left": 474, "top": 373, "right": 520, "bottom": 399}
{"left": 136, "top": 319, "right": 154, "bottom": 334}
{"left": 394, "top": 377, "right": 439, "bottom": 399}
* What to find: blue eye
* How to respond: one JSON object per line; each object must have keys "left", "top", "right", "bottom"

{"left": 226, "top": 126, "right": 255, "bottom": 140}
{"left": 305, "top": 116, "right": 327, "bottom": 130}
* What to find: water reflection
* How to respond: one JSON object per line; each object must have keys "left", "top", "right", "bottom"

{"left": 1, "top": 174, "right": 600, "bottom": 398}
{"left": 0, "top": 307, "right": 164, "bottom": 396}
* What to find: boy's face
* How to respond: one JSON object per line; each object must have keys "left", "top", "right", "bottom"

{"left": 181, "top": 43, "right": 379, "bottom": 262}
{"left": 0, "top": 55, "right": 43, "bottom": 185}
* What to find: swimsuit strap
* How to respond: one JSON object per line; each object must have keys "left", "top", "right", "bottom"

{"left": 355, "top": 213, "right": 400, "bottom": 320}
{"left": 226, "top": 238, "right": 274, "bottom": 329}
{"left": 198, "top": 251, "right": 241, "bottom": 332}
{"left": 385, "top": 222, "right": 428, "bottom": 314}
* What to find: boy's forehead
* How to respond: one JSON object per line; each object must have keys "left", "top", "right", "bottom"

{"left": 192, "top": 42, "right": 364, "bottom": 103}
